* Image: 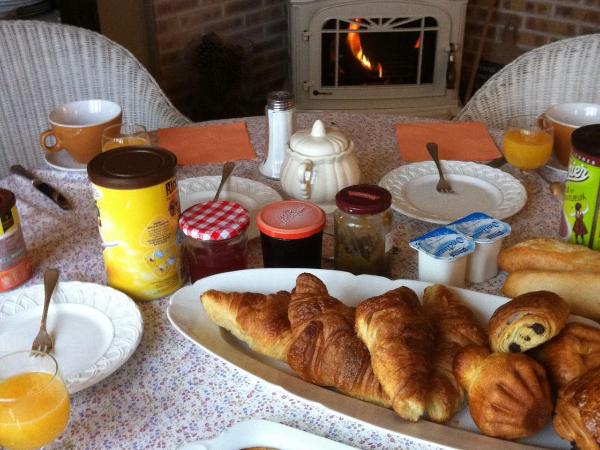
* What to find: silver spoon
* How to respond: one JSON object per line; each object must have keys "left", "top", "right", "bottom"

{"left": 213, "top": 161, "right": 236, "bottom": 201}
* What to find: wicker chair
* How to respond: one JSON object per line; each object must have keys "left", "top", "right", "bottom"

{"left": 455, "top": 34, "right": 600, "bottom": 128}
{"left": 0, "top": 20, "right": 190, "bottom": 177}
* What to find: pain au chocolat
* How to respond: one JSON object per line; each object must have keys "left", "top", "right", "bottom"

{"left": 554, "top": 366, "right": 600, "bottom": 450}
{"left": 488, "top": 290, "right": 570, "bottom": 353}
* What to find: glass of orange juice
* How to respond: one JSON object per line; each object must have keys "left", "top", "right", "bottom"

{"left": 102, "top": 123, "right": 151, "bottom": 151}
{"left": 0, "top": 351, "right": 70, "bottom": 450}
{"left": 502, "top": 115, "right": 553, "bottom": 192}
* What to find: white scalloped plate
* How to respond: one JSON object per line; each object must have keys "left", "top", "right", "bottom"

{"left": 178, "top": 176, "right": 282, "bottom": 240}
{"left": 379, "top": 161, "right": 527, "bottom": 224}
{"left": 0, "top": 281, "right": 143, "bottom": 394}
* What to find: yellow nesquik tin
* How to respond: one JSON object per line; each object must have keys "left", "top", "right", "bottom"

{"left": 88, "top": 147, "right": 184, "bottom": 301}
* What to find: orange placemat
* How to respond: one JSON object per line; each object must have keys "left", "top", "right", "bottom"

{"left": 395, "top": 122, "right": 501, "bottom": 162}
{"left": 157, "top": 122, "right": 257, "bottom": 165}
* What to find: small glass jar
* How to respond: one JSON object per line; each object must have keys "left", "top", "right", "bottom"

{"left": 256, "top": 200, "right": 326, "bottom": 268}
{"left": 334, "top": 185, "right": 393, "bottom": 276}
{"left": 179, "top": 201, "right": 250, "bottom": 282}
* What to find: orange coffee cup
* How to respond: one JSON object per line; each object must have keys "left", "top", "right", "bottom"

{"left": 541, "top": 103, "right": 600, "bottom": 168}
{"left": 40, "top": 99, "right": 122, "bottom": 164}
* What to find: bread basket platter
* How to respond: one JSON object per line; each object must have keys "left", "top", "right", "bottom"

{"left": 167, "top": 268, "right": 599, "bottom": 450}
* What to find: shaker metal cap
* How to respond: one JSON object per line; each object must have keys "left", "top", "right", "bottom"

{"left": 267, "top": 91, "right": 295, "bottom": 111}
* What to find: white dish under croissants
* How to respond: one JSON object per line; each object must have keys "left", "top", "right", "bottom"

{"left": 167, "top": 269, "right": 599, "bottom": 450}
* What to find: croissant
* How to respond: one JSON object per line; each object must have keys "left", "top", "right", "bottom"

{"left": 355, "top": 286, "right": 434, "bottom": 421}
{"left": 422, "top": 284, "right": 488, "bottom": 423}
{"left": 287, "top": 273, "right": 390, "bottom": 407}
{"left": 553, "top": 366, "right": 600, "bottom": 450}
{"left": 454, "top": 345, "right": 553, "bottom": 440}
{"left": 536, "top": 322, "right": 600, "bottom": 389}
{"left": 201, "top": 289, "right": 293, "bottom": 361}
{"left": 488, "top": 290, "right": 570, "bottom": 353}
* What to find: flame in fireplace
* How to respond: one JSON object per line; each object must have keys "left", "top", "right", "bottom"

{"left": 414, "top": 37, "right": 421, "bottom": 49}
{"left": 347, "top": 19, "right": 383, "bottom": 78}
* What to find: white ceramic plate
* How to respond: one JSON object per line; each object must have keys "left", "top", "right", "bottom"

{"left": 379, "top": 161, "right": 527, "bottom": 224}
{"left": 544, "top": 154, "right": 568, "bottom": 176}
{"left": 178, "top": 176, "right": 282, "bottom": 239}
{"left": 168, "top": 269, "right": 598, "bottom": 450}
{"left": 179, "top": 419, "right": 358, "bottom": 450}
{"left": 0, "top": 281, "right": 143, "bottom": 394}
{"left": 44, "top": 149, "right": 87, "bottom": 172}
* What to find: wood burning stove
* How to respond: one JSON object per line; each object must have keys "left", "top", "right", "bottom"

{"left": 288, "top": 0, "right": 467, "bottom": 116}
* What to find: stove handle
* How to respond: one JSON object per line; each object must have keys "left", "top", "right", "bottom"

{"left": 446, "top": 43, "right": 457, "bottom": 90}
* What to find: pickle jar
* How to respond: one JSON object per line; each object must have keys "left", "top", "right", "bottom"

{"left": 334, "top": 184, "right": 393, "bottom": 276}
{"left": 179, "top": 200, "right": 250, "bottom": 282}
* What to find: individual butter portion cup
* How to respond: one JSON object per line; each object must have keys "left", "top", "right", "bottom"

{"left": 409, "top": 227, "right": 476, "bottom": 287}
{"left": 446, "top": 212, "right": 511, "bottom": 283}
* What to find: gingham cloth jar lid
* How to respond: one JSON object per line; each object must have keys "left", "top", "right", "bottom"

{"left": 179, "top": 200, "right": 250, "bottom": 241}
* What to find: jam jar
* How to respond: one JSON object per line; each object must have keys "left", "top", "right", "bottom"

{"left": 179, "top": 200, "right": 250, "bottom": 282}
{"left": 256, "top": 200, "right": 326, "bottom": 268}
{"left": 334, "top": 184, "right": 393, "bottom": 276}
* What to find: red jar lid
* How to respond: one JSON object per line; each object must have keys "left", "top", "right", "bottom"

{"left": 256, "top": 200, "right": 325, "bottom": 240}
{"left": 336, "top": 184, "right": 391, "bottom": 215}
{"left": 179, "top": 200, "right": 249, "bottom": 241}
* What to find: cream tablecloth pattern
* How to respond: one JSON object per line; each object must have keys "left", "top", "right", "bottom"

{"left": 0, "top": 112, "right": 565, "bottom": 450}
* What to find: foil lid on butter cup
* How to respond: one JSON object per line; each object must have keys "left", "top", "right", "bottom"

{"left": 409, "top": 227, "right": 476, "bottom": 261}
{"left": 446, "top": 212, "right": 511, "bottom": 243}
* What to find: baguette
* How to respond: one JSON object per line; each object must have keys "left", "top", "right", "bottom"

{"left": 503, "top": 270, "right": 600, "bottom": 321}
{"left": 498, "top": 238, "right": 600, "bottom": 273}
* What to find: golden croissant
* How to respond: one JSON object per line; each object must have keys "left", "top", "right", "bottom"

{"left": 287, "top": 273, "right": 390, "bottom": 406}
{"left": 422, "top": 284, "right": 487, "bottom": 423}
{"left": 355, "top": 286, "right": 433, "bottom": 421}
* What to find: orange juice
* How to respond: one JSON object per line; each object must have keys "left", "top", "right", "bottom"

{"left": 102, "top": 135, "right": 150, "bottom": 151}
{"left": 0, "top": 372, "right": 70, "bottom": 450}
{"left": 503, "top": 128, "right": 553, "bottom": 170}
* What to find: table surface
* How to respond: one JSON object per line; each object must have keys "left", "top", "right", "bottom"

{"left": 0, "top": 112, "right": 566, "bottom": 450}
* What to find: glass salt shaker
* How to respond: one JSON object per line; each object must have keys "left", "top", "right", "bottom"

{"left": 334, "top": 185, "right": 393, "bottom": 276}
{"left": 259, "top": 91, "right": 295, "bottom": 180}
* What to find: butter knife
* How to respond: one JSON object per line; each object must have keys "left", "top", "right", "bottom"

{"left": 10, "top": 165, "right": 73, "bottom": 210}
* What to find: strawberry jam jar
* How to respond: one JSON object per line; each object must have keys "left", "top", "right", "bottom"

{"left": 179, "top": 201, "right": 249, "bottom": 282}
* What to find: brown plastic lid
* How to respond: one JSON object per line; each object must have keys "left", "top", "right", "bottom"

{"left": 336, "top": 184, "right": 391, "bottom": 215}
{"left": 256, "top": 200, "right": 325, "bottom": 240}
{"left": 0, "top": 189, "right": 15, "bottom": 215}
{"left": 572, "top": 125, "right": 600, "bottom": 158}
{"left": 87, "top": 146, "right": 177, "bottom": 189}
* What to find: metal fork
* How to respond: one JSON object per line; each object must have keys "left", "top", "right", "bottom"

{"left": 31, "top": 268, "right": 60, "bottom": 354}
{"left": 426, "top": 142, "right": 454, "bottom": 193}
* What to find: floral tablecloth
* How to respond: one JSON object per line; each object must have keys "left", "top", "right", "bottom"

{"left": 0, "top": 112, "right": 565, "bottom": 449}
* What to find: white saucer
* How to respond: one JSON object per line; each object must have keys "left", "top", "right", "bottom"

{"left": 0, "top": 281, "right": 143, "bottom": 393}
{"left": 545, "top": 153, "right": 568, "bottom": 175}
{"left": 44, "top": 150, "right": 87, "bottom": 172}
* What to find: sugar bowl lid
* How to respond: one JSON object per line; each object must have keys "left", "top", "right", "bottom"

{"left": 289, "top": 120, "right": 350, "bottom": 156}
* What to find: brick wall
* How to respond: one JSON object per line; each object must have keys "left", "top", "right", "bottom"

{"left": 152, "top": 0, "right": 288, "bottom": 120}
{"left": 150, "top": 0, "right": 600, "bottom": 118}
{"left": 462, "top": 0, "right": 600, "bottom": 98}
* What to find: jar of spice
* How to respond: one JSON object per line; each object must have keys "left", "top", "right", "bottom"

{"left": 0, "top": 189, "right": 32, "bottom": 291}
{"left": 179, "top": 200, "right": 250, "bottom": 282}
{"left": 334, "top": 185, "right": 393, "bottom": 276}
{"left": 256, "top": 200, "right": 325, "bottom": 268}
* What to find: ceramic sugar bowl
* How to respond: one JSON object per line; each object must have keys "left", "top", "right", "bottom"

{"left": 280, "top": 120, "right": 361, "bottom": 212}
